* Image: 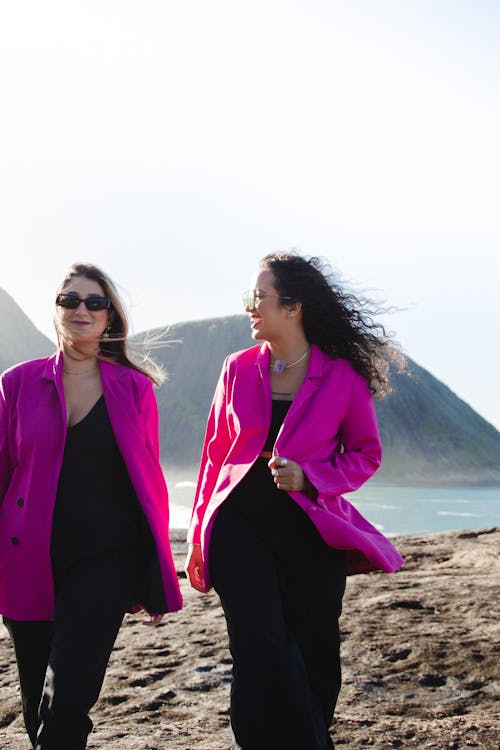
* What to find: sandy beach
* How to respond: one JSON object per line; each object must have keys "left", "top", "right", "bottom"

{"left": 1, "top": 527, "right": 499, "bottom": 749}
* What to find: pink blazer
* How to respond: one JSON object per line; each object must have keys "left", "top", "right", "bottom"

{"left": 188, "top": 343, "right": 404, "bottom": 588}
{"left": 0, "top": 351, "right": 183, "bottom": 620}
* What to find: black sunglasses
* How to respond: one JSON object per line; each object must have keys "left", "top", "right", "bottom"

{"left": 56, "top": 293, "right": 111, "bottom": 311}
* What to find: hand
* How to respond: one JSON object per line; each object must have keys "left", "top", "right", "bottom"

{"left": 268, "top": 456, "right": 306, "bottom": 492}
{"left": 143, "top": 613, "right": 164, "bottom": 627}
{"left": 185, "top": 544, "right": 207, "bottom": 593}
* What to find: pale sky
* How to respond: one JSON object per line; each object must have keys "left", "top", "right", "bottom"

{"left": 1, "top": 1, "right": 499, "bottom": 430}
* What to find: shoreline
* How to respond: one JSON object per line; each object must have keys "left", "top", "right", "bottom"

{"left": 1, "top": 527, "right": 499, "bottom": 749}
{"left": 166, "top": 468, "right": 500, "bottom": 490}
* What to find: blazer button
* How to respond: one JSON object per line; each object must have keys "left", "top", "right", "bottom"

{"left": 11, "top": 537, "right": 20, "bottom": 546}
{"left": 17, "top": 498, "right": 24, "bottom": 507}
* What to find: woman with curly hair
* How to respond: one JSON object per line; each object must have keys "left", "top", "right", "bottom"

{"left": 185, "top": 252, "right": 404, "bottom": 750}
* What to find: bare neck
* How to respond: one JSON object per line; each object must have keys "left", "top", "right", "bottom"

{"left": 62, "top": 345, "right": 100, "bottom": 373}
{"left": 267, "top": 334, "right": 310, "bottom": 365}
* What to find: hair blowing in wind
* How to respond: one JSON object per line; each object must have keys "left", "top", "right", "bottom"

{"left": 261, "top": 252, "right": 406, "bottom": 397}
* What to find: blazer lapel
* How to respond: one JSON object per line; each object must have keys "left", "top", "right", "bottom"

{"left": 275, "top": 345, "right": 323, "bottom": 441}
{"left": 255, "top": 343, "right": 272, "bottom": 431}
{"left": 42, "top": 350, "right": 67, "bottom": 429}
{"left": 100, "top": 360, "right": 129, "bottom": 427}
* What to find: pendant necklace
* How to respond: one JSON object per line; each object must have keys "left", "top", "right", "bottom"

{"left": 271, "top": 347, "right": 310, "bottom": 375}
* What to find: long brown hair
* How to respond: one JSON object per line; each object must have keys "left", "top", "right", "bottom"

{"left": 54, "top": 262, "right": 165, "bottom": 386}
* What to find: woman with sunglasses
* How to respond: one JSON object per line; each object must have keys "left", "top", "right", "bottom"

{"left": 185, "top": 252, "right": 405, "bottom": 750}
{"left": 0, "top": 263, "right": 182, "bottom": 749}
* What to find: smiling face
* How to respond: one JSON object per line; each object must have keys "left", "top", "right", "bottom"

{"left": 245, "top": 268, "right": 300, "bottom": 344}
{"left": 55, "top": 275, "right": 111, "bottom": 347}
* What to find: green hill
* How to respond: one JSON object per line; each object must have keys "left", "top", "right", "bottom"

{"left": 0, "top": 288, "right": 55, "bottom": 371}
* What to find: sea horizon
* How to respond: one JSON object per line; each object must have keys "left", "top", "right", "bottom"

{"left": 166, "top": 475, "right": 500, "bottom": 537}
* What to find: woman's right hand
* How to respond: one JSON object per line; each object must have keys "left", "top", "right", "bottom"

{"left": 185, "top": 544, "right": 207, "bottom": 593}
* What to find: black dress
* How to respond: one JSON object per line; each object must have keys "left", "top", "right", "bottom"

{"left": 210, "top": 400, "right": 346, "bottom": 750}
{"left": 51, "top": 395, "right": 167, "bottom": 612}
{"left": 51, "top": 395, "right": 141, "bottom": 578}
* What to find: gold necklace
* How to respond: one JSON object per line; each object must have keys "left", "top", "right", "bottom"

{"left": 63, "top": 365, "right": 98, "bottom": 375}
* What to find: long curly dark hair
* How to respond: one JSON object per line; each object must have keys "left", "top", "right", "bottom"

{"left": 261, "top": 252, "right": 405, "bottom": 397}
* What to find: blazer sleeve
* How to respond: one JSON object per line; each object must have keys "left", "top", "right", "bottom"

{"left": 187, "top": 358, "right": 232, "bottom": 545}
{"left": 300, "top": 372, "right": 382, "bottom": 499}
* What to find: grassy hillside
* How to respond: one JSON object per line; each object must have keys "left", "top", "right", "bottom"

{"left": 376, "top": 361, "right": 500, "bottom": 483}
{"left": 0, "top": 288, "right": 55, "bottom": 371}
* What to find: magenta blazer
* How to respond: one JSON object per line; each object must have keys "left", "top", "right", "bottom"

{"left": 0, "top": 351, "right": 183, "bottom": 620}
{"left": 188, "top": 343, "right": 404, "bottom": 588}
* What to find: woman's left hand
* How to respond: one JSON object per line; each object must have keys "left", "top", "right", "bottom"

{"left": 268, "top": 456, "right": 306, "bottom": 492}
{"left": 143, "top": 613, "right": 164, "bottom": 627}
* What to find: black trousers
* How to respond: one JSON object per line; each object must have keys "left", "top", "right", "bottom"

{"left": 210, "top": 496, "right": 346, "bottom": 750}
{"left": 4, "top": 550, "right": 137, "bottom": 750}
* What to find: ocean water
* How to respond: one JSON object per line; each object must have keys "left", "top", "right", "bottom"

{"left": 342, "top": 483, "right": 500, "bottom": 536}
{"left": 168, "top": 478, "right": 500, "bottom": 536}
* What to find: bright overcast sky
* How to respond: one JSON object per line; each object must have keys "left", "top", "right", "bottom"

{"left": 1, "top": 1, "right": 499, "bottom": 430}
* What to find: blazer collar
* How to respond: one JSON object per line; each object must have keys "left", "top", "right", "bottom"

{"left": 255, "top": 342, "right": 271, "bottom": 375}
{"left": 41, "top": 350, "right": 62, "bottom": 382}
{"left": 291, "top": 344, "right": 323, "bottom": 413}
{"left": 305, "top": 343, "right": 325, "bottom": 380}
